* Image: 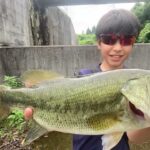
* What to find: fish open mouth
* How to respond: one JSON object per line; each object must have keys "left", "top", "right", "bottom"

{"left": 129, "top": 102, "right": 144, "bottom": 118}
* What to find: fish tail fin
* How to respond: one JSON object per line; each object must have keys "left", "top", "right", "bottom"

{"left": 22, "top": 120, "right": 48, "bottom": 146}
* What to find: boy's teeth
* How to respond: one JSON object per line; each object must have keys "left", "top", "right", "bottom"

{"left": 112, "top": 55, "right": 123, "bottom": 58}
{"left": 112, "top": 55, "right": 120, "bottom": 58}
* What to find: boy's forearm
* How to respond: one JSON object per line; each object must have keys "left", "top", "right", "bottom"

{"left": 127, "top": 127, "right": 150, "bottom": 144}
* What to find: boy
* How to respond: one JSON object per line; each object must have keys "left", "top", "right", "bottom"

{"left": 73, "top": 9, "right": 150, "bottom": 150}
{"left": 24, "top": 9, "right": 150, "bottom": 150}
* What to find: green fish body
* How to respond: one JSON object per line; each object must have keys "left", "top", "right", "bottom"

{"left": 1, "top": 69, "right": 150, "bottom": 149}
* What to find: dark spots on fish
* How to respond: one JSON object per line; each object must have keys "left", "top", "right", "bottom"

{"left": 82, "top": 104, "right": 88, "bottom": 113}
{"left": 60, "top": 104, "right": 71, "bottom": 113}
{"left": 49, "top": 99, "right": 120, "bottom": 115}
{"left": 74, "top": 103, "right": 80, "bottom": 114}
{"left": 90, "top": 102, "right": 99, "bottom": 112}
{"left": 54, "top": 104, "right": 61, "bottom": 112}
{"left": 49, "top": 103, "right": 72, "bottom": 114}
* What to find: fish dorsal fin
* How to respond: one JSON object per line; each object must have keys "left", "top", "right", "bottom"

{"left": 102, "top": 132, "right": 124, "bottom": 150}
{"left": 21, "top": 70, "right": 63, "bottom": 88}
{"left": 22, "top": 120, "right": 49, "bottom": 146}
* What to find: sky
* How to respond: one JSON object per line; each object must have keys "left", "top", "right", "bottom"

{"left": 59, "top": 3, "right": 135, "bottom": 34}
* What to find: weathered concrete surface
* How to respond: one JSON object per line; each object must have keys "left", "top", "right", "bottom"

{"left": 30, "top": 3, "right": 77, "bottom": 45}
{"left": 0, "top": 45, "right": 98, "bottom": 82}
{"left": 0, "top": 44, "right": 150, "bottom": 82}
{"left": 0, "top": 0, "right": 77, "bottom": 46}
{"left": 34, "top": 0, "right": 143, "bottom": 7}
{"left": 31, "top": 4, "right": 77, "bottom": 45}
{"left": 45, "top": 7, "right": 77, "bottom": 45}
{"left": 0, "top": 0, "right": 32, "bottom": 46}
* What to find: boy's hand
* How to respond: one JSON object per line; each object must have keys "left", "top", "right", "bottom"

{"left": 24, "top": 107, "right": 33, "bottom": 120}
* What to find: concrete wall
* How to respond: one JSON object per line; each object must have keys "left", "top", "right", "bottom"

{"left": 0, "top": 44, "right": 150, "bottom": 82}
{"left": 46, "top": 7, "right": 77, "bottom": 45}
{"left": 30, "top": 5, "right": 77, "bottom": 45}
{"left": 0, "top": 0, "right": 77, "bottom": 46}
{"left": 0, "top": 0, "right": 31, "bottom": 46}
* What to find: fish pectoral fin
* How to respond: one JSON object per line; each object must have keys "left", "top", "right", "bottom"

{"left": 22, "top": 120, "right": 48, "bottom": 146}
{"left": 102, "top": 132, "right": 124, "bottom": 150}
{"left": 21, "top": 69, "right": 64, "bottom": 88}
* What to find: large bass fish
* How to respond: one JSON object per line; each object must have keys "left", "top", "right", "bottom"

{"left": 0, "top": 69, "right": 150, "bottom": 150}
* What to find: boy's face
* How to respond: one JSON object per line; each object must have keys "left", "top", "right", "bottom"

{"left": 97, "top": 37, "right": 134, "bottom": 70}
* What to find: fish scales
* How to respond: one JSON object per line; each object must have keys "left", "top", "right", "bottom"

{"left": 1, "top": 69, "right": 150, "bottom": 135}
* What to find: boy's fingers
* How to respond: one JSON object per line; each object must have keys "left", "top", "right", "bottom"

{"left": 24, "top": 107, "right": 33, "bottom": 120}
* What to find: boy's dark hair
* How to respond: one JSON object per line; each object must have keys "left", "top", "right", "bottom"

{"left": 96, "top": 9, "right": 141, "bottom": 40}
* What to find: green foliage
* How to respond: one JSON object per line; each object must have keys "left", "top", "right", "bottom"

{"left": 4, "top": 75, "right": 23, "bottom": 88}
{"left": 86, "top": 28, "right": 92, "bottom": 34}
{"left": 138, "top": 23, "right": 150, "bottom": 43}
{"left": 85, "top": 26, "right": 96, "bottom": 34}
{"left": 0, "top": 78, "right": 27, "bottom": 146}
{"left": 132, "top": 3, "right": 145, "bottom": 25}
{"left": 132, "top": 2, "right": 150, "bottom": 27}
{"left": 91, "top": 26, "right": 96, "bottom": 34}
{"left": 0, "top": 129, "right": 4, "bottom": 137}
{"left": 132, "top": 2, "right": 150, "bottom": 43}
{"left": 0, "top": 109, "right": 25, "bottom": 139}
{"left": 6, "top": 109, "right": 24, "bottom": 130}
{"left": 77, "top": 34, "right": 96, "bottom": 45}
{"left": 0, "top": 76, "right": 24, "bottom": 133}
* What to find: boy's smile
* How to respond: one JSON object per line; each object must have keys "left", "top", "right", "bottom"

{"left": 109, "top": 54, "right": 124, "bottom": 61}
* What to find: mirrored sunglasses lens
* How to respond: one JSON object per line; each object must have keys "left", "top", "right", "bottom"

{"left": 101, "top": 36, "right": 117, "bottom": 45}
{"left": 121, "top": 36, "right": 135, "bottom": 46}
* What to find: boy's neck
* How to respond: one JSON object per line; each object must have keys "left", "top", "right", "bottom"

{"left": 100, "top": 63, "right": 124, "bottom": 72}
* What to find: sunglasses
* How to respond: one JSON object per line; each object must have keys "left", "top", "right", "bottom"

{"left": 99, "top": 34, "right": 136, "bottom": 46}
